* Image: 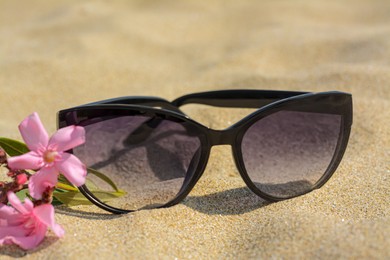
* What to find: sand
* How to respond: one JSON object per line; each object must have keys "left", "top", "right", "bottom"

{"left": 0, "top": 0, "right": 389, "bottom": 258}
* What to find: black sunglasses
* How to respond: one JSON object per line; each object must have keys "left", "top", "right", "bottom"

{"left": 58, "top": 90, "right": 353, "bottom": 214}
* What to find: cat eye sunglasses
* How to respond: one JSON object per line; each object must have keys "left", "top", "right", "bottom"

{"left": 58, "top": 89, "right": 353, "bottom": 214}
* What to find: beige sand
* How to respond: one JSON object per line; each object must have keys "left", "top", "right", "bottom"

{"left": 0, "top": 0, "right": 389, "bottom": 258}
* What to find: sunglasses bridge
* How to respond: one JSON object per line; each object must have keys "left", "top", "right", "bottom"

{"left": 207, "top": 128, "right": 237, "bottom": 146}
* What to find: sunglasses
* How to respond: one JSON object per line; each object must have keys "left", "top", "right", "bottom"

{"left": 58, "top": 90, "right": 353, "bottom": 214}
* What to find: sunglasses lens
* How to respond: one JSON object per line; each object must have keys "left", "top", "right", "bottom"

{"left": 241, "top": 111, "right": 342, "bottom": 198}
{"left": 72, "top": 114, "right": 202, "bottom": 211}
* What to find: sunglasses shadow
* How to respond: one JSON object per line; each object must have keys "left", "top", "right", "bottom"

{"left": 54, "top": 205, "right": 122, "bottom": 220}
{"left": 182, "top": 187, "right": 272, "bottom": 215}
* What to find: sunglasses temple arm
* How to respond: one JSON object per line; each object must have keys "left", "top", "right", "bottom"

{"left": 78, "top": 96, "right": 185, "bottom": 115}
{"left": 171, "top": 90, "right": 309, "bottom": 108}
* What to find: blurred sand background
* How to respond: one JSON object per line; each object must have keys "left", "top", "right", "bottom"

{"left": 0, "top": 0, "right": 389, "bottom": 258}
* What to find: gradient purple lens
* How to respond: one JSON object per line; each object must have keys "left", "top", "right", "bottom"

{"left": 241, "top": 111, "right": 341, "bottom": 198}
{"left": 73, "top": 116, "right": 201, "bottom": 210}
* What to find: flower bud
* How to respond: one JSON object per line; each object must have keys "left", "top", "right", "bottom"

{"left": 16, "top": 173, "right": 28, "bottom": 185}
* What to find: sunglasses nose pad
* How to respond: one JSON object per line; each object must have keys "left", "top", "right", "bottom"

{"left": 178, "top": 147, "right": 201, "bottom": 193}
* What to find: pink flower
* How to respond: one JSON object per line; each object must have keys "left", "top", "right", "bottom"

{"left": 0, "top": 192, "right": 64, "bottom": 250}
{"left": 7, "top": 112, "right": 87, "bottom": 199}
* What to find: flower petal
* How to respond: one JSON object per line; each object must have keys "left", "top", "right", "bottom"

{"left": 0, "top": 204, "right": 23, "bottom": 226}
{"left": 55, "top": 153, "right": 86, "bottom": 187}
{"left": 7, "top": 151, "right": 43, "bottom": 170}
{"left": 0, "top": 225, "right": 29, "bottom": 240}
{"left": 1, "top": 224, "right": 47, "bottom": 250}
{"left": 49, "top": 125, "right": 85, "bottom": 152}
{"left": 33, "top": 204, "right": 64, "bottom": 238}
{"left": 7, "top": 192, "right": 30, "bottom": 215}
{"left": 28, "top": 167, "right": 58, "bottom": 200}
{"left": 19, "top": 112, "right": 49, "bottom": 152}
{"left": 23, "top": 198, "right": 34, "bottom": 213}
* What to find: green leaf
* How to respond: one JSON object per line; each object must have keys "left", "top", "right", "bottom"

{"left": 84, "top": 178, "right": 98, "bottom": 190}
{"left": 56, "top": 178, "right": 98, "bottom": 192}
{"left": 51, "top": 196, "right": 64, "bottom": 206}
{"left": 53, "top": 189, "right": 126, "bottom": 206}
{"left": 58, "top": 174, "right": 73, "bottom": 186}
{"left": 0, "top": 137, "right": 29, "bottom": 156}
{"left": 54, "top": 169, "right": 125, "bottom": 206}
{"left": 87, "top": 168, "right": 119, "bottom": 191}
{"left": 56, "top": 182, "right": 78, "bottom": 191}
{"left": 57, "top": 169, "right": 119, "bottom": 191}
{"left": 15, "top": 189, "right": 30, "bottom": 202}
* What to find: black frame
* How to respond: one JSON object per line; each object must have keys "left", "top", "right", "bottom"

{"left": 58, "top": 90, "right": 353, "bottom": 214}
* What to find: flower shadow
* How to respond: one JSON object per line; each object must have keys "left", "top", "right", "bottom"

{"left": 0, "top": 236, "right": 59, "bottom": 258}
{"left": 182, "top": 187, "right": 272, "bottom": 215}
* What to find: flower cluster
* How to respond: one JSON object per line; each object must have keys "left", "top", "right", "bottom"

{"left": 0, "top": 113, "right": 87, "bottom": 250}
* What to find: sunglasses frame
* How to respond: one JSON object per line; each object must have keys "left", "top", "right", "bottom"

{"left": 58, "top": 90, "right": 353, "bottom": 214}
